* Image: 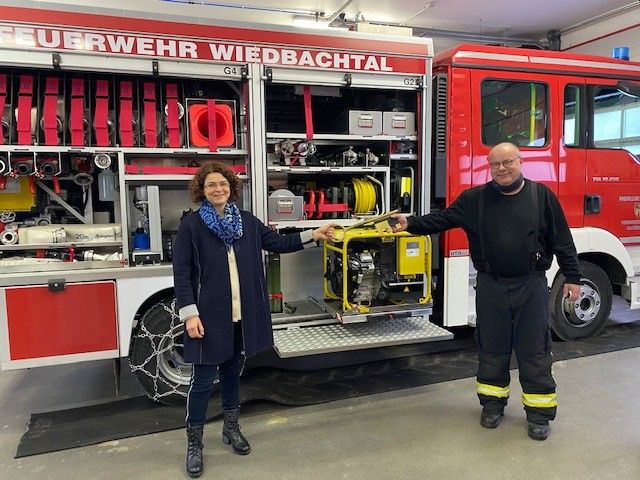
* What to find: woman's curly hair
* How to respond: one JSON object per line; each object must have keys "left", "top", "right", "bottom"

{"left": 188, "top": 162, "right": 242, "bottom": 204}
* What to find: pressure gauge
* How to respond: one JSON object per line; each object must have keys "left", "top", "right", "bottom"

{"left": 94, "top": 153, "right": 112, "bottom": 169}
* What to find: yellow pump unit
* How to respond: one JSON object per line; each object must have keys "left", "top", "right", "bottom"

{"left": 323, "top": 219, "right": 432, "bottom": 320}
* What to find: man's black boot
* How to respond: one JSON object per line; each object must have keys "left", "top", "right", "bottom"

{"left": 222, "top": 408, "right": 251, "bottom": 455}
{"left": 186, "top": 425, "right": 204, "bottom": 478}
{"left": 527, "top": 421, "right": 550, "bottom": 440}
{"left": 480, "top": 410, "right": 504, "bottom": 429}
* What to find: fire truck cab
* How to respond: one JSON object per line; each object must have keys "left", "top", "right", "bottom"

{"left": 433, "top": 44, "right": 640, "bottom": 342}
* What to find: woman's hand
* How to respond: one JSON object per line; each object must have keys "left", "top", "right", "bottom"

{"left": 312, "top": 224, "right": 336, "bottom": 241}
{"left": 185, "top": 316, "right": 205, "bottom": 338}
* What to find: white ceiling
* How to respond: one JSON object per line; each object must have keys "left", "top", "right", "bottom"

{"left": 27, "top": 0, "right": 633, "bottom": 38}
{"left": 4, "top": 0, "right": 635, "bottom": 48}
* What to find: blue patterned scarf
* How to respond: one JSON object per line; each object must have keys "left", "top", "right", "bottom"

{"left": 199, "top": 200, "right": 243, "bottom": 250}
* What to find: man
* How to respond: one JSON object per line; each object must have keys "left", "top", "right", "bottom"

{"left": 392, "top": 142, "right": 581, "bottom": 440}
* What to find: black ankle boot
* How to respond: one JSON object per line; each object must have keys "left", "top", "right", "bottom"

{"left": 480, "top": 410, "right": 504, "bottom": 429}
{"left": 222, "top": 408, "right": 251, "bottom": 455}
{"left": 186, "top": 426, "right": 204, "bottom": 477}
{"left": 527, "top": 421, "right": 550, "bottom": 441}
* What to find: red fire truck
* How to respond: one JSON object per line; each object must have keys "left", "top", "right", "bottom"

{"left": 0, "top": 6, "right": 638, "bottom": 405}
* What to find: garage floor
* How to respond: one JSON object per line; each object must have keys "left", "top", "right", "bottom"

{"left": 1, "top": 298, "right": 639, "bottom": 480}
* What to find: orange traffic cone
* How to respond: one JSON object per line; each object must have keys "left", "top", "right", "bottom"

{"left": 188, "top": 102, "right": 234, "bottom": 147}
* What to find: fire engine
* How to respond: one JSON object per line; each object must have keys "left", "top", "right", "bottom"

{"left": 0, "top": 6, "right": 638, "bottom": 406}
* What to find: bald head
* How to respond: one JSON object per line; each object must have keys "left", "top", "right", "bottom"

{"left": 487, "top": 142, "right": 523, "bottom": 186}
{"left": 488, "top": 142, "right": 521, "bottom": 162}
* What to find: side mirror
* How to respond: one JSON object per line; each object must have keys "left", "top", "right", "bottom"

{"left": 616, "top": 81, "right": 640, "bottom": 98}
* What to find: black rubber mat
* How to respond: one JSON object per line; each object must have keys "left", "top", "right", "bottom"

{"left": 15, "top": 322, "right": 640, "bottom": 458}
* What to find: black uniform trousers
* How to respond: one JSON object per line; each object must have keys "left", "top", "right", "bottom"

{"left": 475, "top": 271, "right": 557, "bottom": 424}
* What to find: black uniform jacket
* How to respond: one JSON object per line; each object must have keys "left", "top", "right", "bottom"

{"left": 407, "top": 180, "right": 581, "bottom": 284}
{"left": 173, "top": 210, "right": 306, "bottom": 365}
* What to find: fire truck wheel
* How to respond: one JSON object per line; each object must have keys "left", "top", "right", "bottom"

{"left": 549, "top": 261, "right": 612, "bottom": 341}
{"left": 129, "top": 299, "right": 193, "bottom": 407}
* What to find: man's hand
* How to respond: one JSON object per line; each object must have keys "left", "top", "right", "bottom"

{"left": 389, "top": 214, "right": 408, "bottom": 232}
{"left": 312, "top": 224, "right": 336, "bottom": 241}
{"left": 563, "top": 283, "right": 581, "bottom": 302}
{"left": 186, "top": 316, "right": 205, "bottom": 338}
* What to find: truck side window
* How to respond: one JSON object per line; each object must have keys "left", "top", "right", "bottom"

{"left": 564, "top": 85, "right": 580, "bottom": 147}
{"left": 592, "top": 86, "right": 640, "bottom": 155}
{"left": 481, "top": 80, "right": 547, "bottom": 147}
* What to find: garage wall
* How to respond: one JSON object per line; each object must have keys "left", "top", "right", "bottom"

{"left": 561, "top": 7, "right": 640, "bottom": 60}
{"left": 432, "top": 38, "right": 465, "bottom": 54}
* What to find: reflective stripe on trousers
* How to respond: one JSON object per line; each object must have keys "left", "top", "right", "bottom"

{"left": 522, "top": 392, "right": 557, "bottom": 408}
{"left": 476, "top": 381, "right": 510, "bottom": 398}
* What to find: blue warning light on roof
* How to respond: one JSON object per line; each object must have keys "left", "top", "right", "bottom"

{"left": 612, "top": 47, "right": 630, "bottom": 61}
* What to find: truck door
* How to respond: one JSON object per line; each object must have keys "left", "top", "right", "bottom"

{"left": 469, "top": 70, "right": 559, "bottom": 193}
{"left": 584, "top": 79, "right": 640, "bottom": 243}
{"left": 558, "top": 77, "right": 587, "bottom": 227}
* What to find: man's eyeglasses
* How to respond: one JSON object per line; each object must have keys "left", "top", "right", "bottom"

{"left": 488, "top": 157, "right": 519, "bottom": 170}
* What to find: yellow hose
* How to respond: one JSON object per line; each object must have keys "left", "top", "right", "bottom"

{"left": 529, "top": 83, "right": 536, "bottom": 143}
{"left": 363, "top": 180, "right": 375, "bottom": 212}
{"left": 352, "top": 178, "right": 377, "bottom": 214}
{"left": 353, "top": 178, "right": 362, "bottom": 213}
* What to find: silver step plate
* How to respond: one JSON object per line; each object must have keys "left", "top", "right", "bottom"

{"left": 273, "top": 316, "right": 453, "bottom": 358}
{"left": 321, "top": 299, "right": 433, "bottom": 324}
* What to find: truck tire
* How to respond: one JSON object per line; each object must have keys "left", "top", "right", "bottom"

{"left": 129, "top": 298, "right": 193, "bottom": 406}
{"left": 549, "top": 261, "right": 612, "bottom": 341}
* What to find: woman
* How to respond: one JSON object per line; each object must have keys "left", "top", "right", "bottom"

{"left": 173, "top": 161, "right": 333, "bottom": 478}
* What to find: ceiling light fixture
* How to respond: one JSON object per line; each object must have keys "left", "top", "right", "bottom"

{"left": 291, "top": 14, "right": 331, "bottom": 29}
{"left": 291, "top": 15, "right": 350, "bottom": 30}
{"left": 292, "top": 0, "right": 353, "bottom": 30}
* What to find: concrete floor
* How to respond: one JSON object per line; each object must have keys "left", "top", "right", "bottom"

{"left": 1, "top": 299, "right": 640, "bottom": 480}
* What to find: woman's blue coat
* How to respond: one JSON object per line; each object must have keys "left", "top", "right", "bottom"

{"left": 173, "top": 210, "right": 304, "bottom": 364}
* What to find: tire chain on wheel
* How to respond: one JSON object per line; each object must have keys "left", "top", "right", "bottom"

{"left": 129, "top": 299, "right": 217, "bottom": 405}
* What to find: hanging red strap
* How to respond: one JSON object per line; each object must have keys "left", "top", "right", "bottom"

{"left": 303, "top": 85, "right": 314, "bottom": 140}
{"left": 17, "top": 75, "right": 33, "bottom": 145}
{"left": 143, "top": 82, "right": 157, "bottom": 148}
{"left": 43, "top": 77, "right": 59, "bottom": 146}
{"left": 165, "top": 83, "right": 180, "bottom": 148}
{"left": 416, "top": 90, "right": 422, "bottom": 170}
{"left": 207, "top": 99, "right": 218, "bottom": 152}
{"left": 28, "top": 176, "right": 37, "bottom": 194}
{"left": 69, "top": 78, "right": 85, "bottom": 146}
{"left": 52, "top": 176, "right": 61, "bottom": 194}
{"left": 0, "top": 74, "right": 6, "bottom": 145}
{"left": 93, "top": 79, "right": 110, "bottom": 146}
{"left": 118, "top": 81, "right": 134, "bottom": 147}
{"left": 304, "top": 190, "right": 316, "bottom": 219}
